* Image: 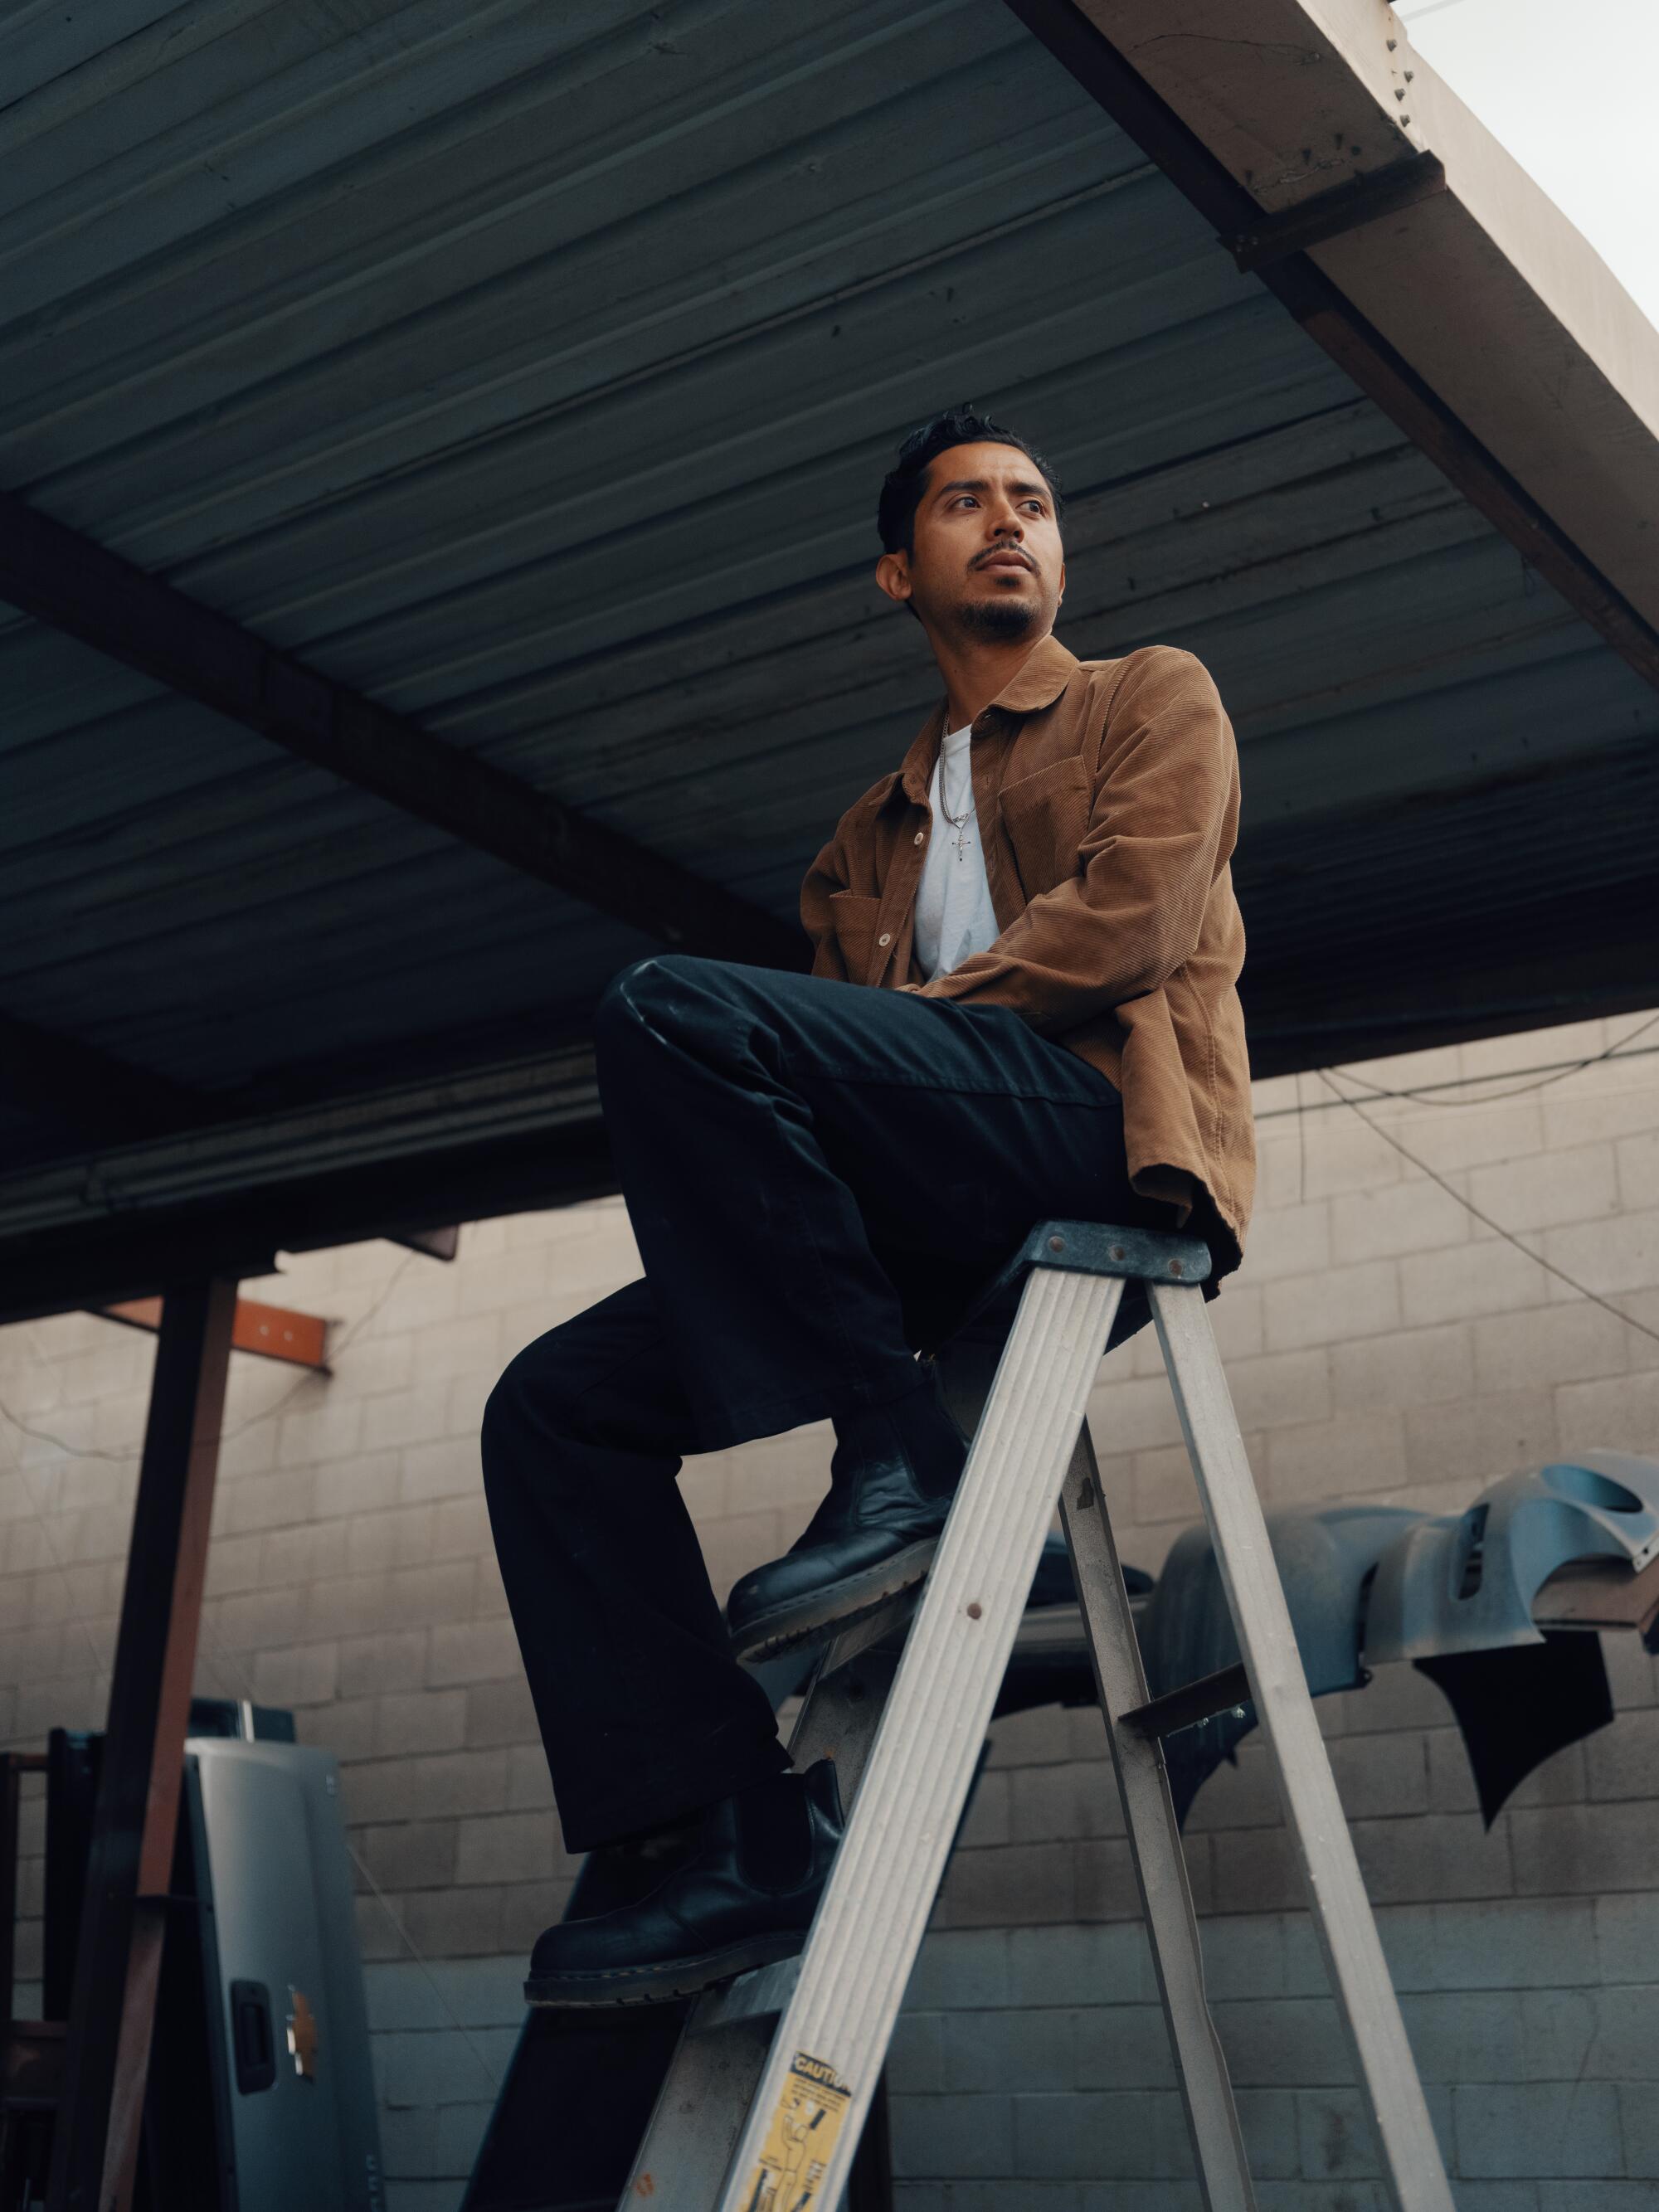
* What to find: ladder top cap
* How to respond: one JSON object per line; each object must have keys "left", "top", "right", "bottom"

{"left": 1024, "top": 1218, "right": 1213, "bottom": 1285}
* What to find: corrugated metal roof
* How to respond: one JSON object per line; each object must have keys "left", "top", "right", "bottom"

{"left": 2, "top": 0, "right": 1655, "bottom": 1193}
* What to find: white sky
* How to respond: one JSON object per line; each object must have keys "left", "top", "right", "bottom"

{"left": 1394, "top": 0, "right": 1659, "bottom": 329}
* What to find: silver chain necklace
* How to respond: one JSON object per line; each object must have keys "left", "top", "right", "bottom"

{"left": 937, "top": 732, "right": 975, "bottom": 863}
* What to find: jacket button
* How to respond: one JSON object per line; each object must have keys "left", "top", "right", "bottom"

{"left": 913, "top": 830, "right": 925, "bottom": 845}
{"left": 878, "top": 931, "right": 892, "bottom": 946}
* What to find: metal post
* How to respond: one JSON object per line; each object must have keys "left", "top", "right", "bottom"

{"left": 46, "top": 1278, "right": 238, "bottom": 2212}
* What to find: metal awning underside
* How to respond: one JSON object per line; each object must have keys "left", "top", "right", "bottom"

{"left": 2, "top": 0, "right": 1657, "bottom": 1314}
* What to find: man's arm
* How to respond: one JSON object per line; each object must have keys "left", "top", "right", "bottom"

{"left": 916, "top": 647, "right": 1238, "bottom": 1030}
{"left": 800, "top": 826, "right": 854, "bottom": 981}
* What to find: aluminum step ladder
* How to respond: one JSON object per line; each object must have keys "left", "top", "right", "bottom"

{"left": 621, "top": 1221, "right": 1453, "bottom": 2212}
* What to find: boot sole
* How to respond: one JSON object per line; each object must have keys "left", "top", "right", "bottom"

{"left": 727, "top": 1536, "right": 940, "bottom": 1663}
{"left": 524, "top": 1925, "right": 806, "bottom": 2008}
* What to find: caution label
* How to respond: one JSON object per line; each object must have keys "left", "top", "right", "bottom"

{"left": 739, "top": 2049, "right": 854, "bottom": 2210}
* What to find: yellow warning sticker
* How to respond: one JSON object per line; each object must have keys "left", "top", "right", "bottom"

{"left": 738, "top": 2049, "right": 854, "bottom": 2210}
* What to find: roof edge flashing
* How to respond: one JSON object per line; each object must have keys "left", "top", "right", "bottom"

{"left": 1075, "top": 0, "right": 1659, "bottom": 639}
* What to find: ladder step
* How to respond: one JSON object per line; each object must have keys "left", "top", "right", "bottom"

{"left": 684, "top": 1956, "right": 800, "bottom": 2037}
{"left": 1120, "top": 1662, "right": 1252, "bottom": 1740}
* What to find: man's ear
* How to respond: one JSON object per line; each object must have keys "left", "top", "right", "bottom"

{"left": 1056, "top": 555, "right": 1066, "bottom": 611}
{"left": 875, "top": 550, "right": 912, "bottom": 609}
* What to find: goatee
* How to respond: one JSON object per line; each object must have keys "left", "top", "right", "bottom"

{"left": 955, "top": 596, "right": 1037, "bottom": 641}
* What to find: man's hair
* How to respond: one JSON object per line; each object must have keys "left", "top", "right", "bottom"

{"left": 876, "top": 405, "right": 1063, "bottom": 555}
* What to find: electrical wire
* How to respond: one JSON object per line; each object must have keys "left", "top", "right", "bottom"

{"left": 1314, "top": 1065, "right": 1659, "bottom": 1354}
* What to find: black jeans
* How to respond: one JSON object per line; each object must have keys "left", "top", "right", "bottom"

{"left": 481, "top": 955, "right": 1179, "bottom": 1850}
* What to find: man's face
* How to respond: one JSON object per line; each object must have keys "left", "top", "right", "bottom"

{"left": 877, "top": 440, "right": 1064, "bottom": 643}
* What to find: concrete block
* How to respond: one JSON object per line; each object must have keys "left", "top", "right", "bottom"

{"left": 988, "top": 1705, "right": 1078, "bottom": 1772}
{"left": 1263, "top": 1263, "right": 1401, "bottom": 1354}
{"left": 1399, "top": 1991, "right": 1521, "bottom": 2082}
{"left": 943, "top": 2005, "right": 1078, "bottom": 2093}
{"left": 363, "top": 1955, "right": 522, "bottom": 2034}
{"left": 308, "top": 1452, "right": 402, "bottom": 1522}
{"left": 1404, "top": 1390, "right": 1561, "bottom": 1486}
{"left": 1537, "top": 2190, "right": 1659, "bottom": 2212}
{"left": 1400, "top": 1241, "right": 1557, "bottom": 1330}
{"left": 300, "top": 1695, "right": 378, "bottom": 1763}
{"left": 1227, "top": 1349, "right": 1334, "bottom": 1432}
{"left": 1330, "top": 1325, "right": 1477, "bottom": 1416}
{"left": 346, "top": 1500, "right": 432, "bottom": 1576}
{"left": 1010, "top": 1761, "right": 1121, "bottom": 1845}
{"left": 1473, "top": 1302, "right": 1636, "bottom": 1395}
{"left": 1073, "top": 1838, "right": 1146, "bottom": 1923}
{"left": 1618, "top": 2083, "right": 1659, "bottom": 2180}
{"left": 907, "top": 1929, "right": 1011, "bottom": 2010}
{"left": 1012, "top": 2088, "right": 1185, "bottom": 2180}
{"left": 377, "top": 1689, "right": 467, "bottom": 1757}
{"left": 409, "top": 1313, "right": 504, "bottom": 1385}
{"left": 1131, "top": 1443, "right": 1199, "bottom": 1526}
{"left": 1454, "top": 2082, "right": 1622, "bottom": 2177}
{"left": 1266, "top": 1408, "right": 1408, "bottom": 1505}
{"left": 433, "top": 2102, "right": 493, "bottom": 2178}
{"left": 454, "top": 1810, "right": 567, "bottom": 1886}
{"left": 1197, "top": 1913, "right": 1287, "bottom": 2002}
{"left": 1185, "top": 1745, "right": 1283, "bottom": 1833}
{"left": 431, "top": 1495, "right": 493, "bottom": 1562}
{"left": 890, "top": 2092, "right": 1014, "bottom": 2177}
{"left": 1423, "top": 1896, "right": 1596, "bottom": 1991}
{"left": 1512, "top": 1803, "right": 1656, "bottom": 1894}
{"left": 1207, "top": 1822, "right": 1304, "bottom": 1915}
{"left": 1331, "top": 1179, "right": 1471, "bottom": 1266}
{"left": 1007, "top": 1924, "right": 1153, "bottom": 2008}
{"left": 382, "top": 1561, "right": 476, "bottom": 1631}
{"left": 362, "top": 1384, "right": 455, "bottom": 1456}
{"left": 1554, "top": 1366, "right": 1659, "bottom": 1462}
{"left": 426, "top": 1619, "right": 520, "bottom": 1688}
{"left": 277, "top": 1395, "right": 363, "bottom": 1470}
{"left": 938, "top": 1844, "right": 1075, "bottom": 1928}
{"left": 1214, "top": 1997, "right": 1351, "bottom": 2088}
{"left": 496, "top": 1878, "right": 576, "bottom": 1950}
{"left": 1234, "top": 1199, "right": 1332, "bottom": 1285}
{"left": 400, "top": 1437, "right": 482, "bottom": 1506}
{"left": 505, "top": 1745, "right": 554, "bottom": 1811}
{"left": 1233, "top": 2088, "right": 1299, "bottom": 2179}
{"left": 251, "top": 1640, "right": 338, "bottom": 1708}
{"left": 1587, "top": 1708, "right": 1659, "bottom": 1802}
{"left": 1325, "top": 1732, "right": 1428, "bottom": 1821}
{"left": 1468, "top": 1145, "right": 1620, "bottom": 1235}
{"left": 342, "top": 1752, "right": 511, "bottom": 1829}
{"left": 358, "top": 1821, "right": 458, "bottom": 1891}
{"left": 339, "top": 1630, "right": 429, "bottom": 1699}
{"left": 1544, "top": 1208, "right": 1659, "bottom": 1298}
{"left": 1086, "top": 1373, "right": 1187, "bottom": 1454}
{"left": 1073, "top": 2002, "right": 1176, "bottom": 2089}
{"left": 465, "top": 1677, "right": 538, "bottom": 1748}
{"left": 395, "top": 1884, "right": 505, "bottom": 1959}
{"left": 888, "top": 2011, "right": 946, "bottom": 2094}
{"left": 1596, "top": 1896, "right": 1659, "bottom": 1985}
{"left": 1350, "top": 1812, "right": 1511, "bottom": 1905}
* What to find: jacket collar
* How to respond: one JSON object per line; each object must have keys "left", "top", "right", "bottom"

{"left": 898, "top": 631, "right": 1080, "bottom": 805}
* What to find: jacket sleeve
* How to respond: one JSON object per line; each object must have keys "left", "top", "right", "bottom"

{"left": 917, "top": 647, "right": 1238, "bottom": 1033}
{"left": 799, "top": 827, "right": 853, "bottom": 980}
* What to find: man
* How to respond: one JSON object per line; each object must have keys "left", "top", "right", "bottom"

{"left": 482, "top": 406, "right": 1253, "bottom": 2005}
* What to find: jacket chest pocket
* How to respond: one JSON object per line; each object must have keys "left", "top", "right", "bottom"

{"left": 998, "top": 754, "right": 1092, "bottom": 899}
{"left": 827, "top": 890, "right": 883, "bottom": 982}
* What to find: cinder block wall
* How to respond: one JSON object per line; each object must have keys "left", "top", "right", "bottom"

{"left": 1, "top": 1011, "right": 1656, "bottom": 2209}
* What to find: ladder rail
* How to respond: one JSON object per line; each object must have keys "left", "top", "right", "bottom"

{"left": 1150, "top": 1280, "right": 1454, "bottom": 2212}
{"left": 713, "top": 1266, "right": 1125, "bottom": 2210}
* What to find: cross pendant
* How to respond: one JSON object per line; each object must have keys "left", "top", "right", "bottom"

{"left": 953, "top": 819, "right": 971, "bottom": 861}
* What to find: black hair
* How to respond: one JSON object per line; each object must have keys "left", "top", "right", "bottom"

{"left": 876, "top": 405, "right": 1063, "bottom": 555}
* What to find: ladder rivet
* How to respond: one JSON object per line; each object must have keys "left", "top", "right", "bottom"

{"left": 1048, "top": 1235, "right": 1065, "bottom": 1252}
{"left": 1169, "top": 1260, "right": 1184, "bottom": 1276}
{"left": 966, "top": 1602, "right": 982, "bottom": 1620}
{"left": 1110, "top": 1245, "right": 1125, "bottom": 1261}
{"left": 1231, "top": 1706, "right": 1247, "bottom": 1721}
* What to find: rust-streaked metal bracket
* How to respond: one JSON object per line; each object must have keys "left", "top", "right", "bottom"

{"left": 95, "top": 1294, "right": 328, "bottom": 1370}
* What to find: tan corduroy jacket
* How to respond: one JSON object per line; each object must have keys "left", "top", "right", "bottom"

{"left": 799, "top": 633, "right": 1253, "bottom": 1282}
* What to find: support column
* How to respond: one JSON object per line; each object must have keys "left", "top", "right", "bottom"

{"left": 47, "top": 1278, "right": 238, "bottom": 2212}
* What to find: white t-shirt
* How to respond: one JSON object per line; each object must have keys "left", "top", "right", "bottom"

{"left": 912, "top": 722, "right": 1001, "bottom": 984}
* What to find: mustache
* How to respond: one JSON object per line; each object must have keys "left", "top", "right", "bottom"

{"left": 971, "top": 543, "right": 1035, "bottom": 573}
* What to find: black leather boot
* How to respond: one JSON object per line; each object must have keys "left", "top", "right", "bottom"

{"left": 726, "top": 1371, "right": 970, "bottom": 1661}
{"left": 524, "top": 1761, "right": 844, "bottom": 2006}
